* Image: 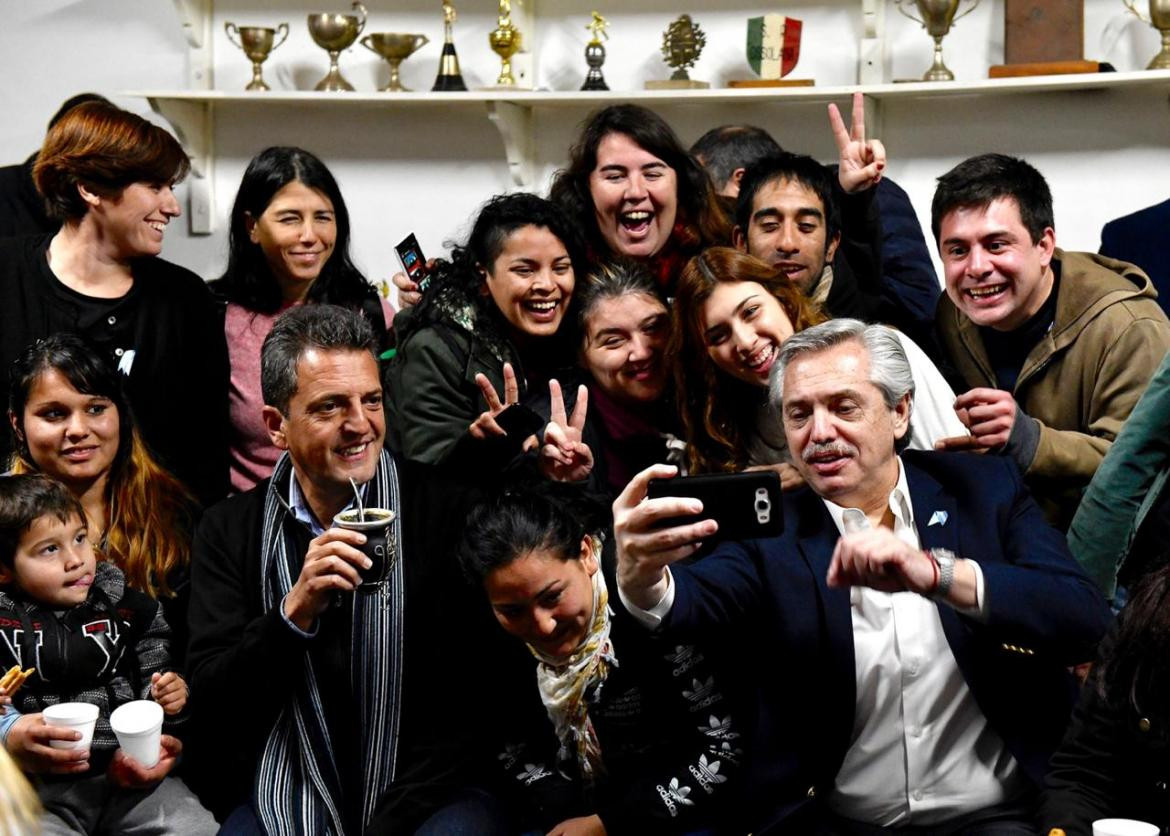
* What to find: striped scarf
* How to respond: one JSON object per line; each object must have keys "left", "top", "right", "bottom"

{"left": 531, "top": 540, "right": 618, "bottom": 785}
{"left": 254, "top": 451, "right": 405, "bottom": 836}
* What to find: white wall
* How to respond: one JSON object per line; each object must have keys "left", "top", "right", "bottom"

{"left": 3, "top": 0, "right": 1168, "bottom": 294}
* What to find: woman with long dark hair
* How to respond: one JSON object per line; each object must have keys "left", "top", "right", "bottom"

{"left": 212, "top": 146, "right": 392, "bottom": 492}
{"left": 672, "top": 247, "right": 964, "bottom": 476}
{"left": 548, "top": 104, "right": 731, "bottom": 291}
{"left": 0, "top": 101, "right": 228, "bottom": 506}
{"left": 7, "top": 333, "right": 198, "bottom": 655}
{"left": 385, "top": 193, "right": 587, "bottom": 470}
{"left": 459, "top": 484, "right": 744, "bottom": 835}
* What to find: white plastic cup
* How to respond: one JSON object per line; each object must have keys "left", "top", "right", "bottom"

{"left": 109, "top": 700, "right": 164, "bottom": 768}
{"left": 1093, "top": 820, "right": 1160, "bottom": 836}
{"left": 42, "top": 702, "right": 99, "bottom": 750}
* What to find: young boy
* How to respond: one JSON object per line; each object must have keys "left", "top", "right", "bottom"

{"left": 0, "top": 474, "right": 216, "bottom": 834}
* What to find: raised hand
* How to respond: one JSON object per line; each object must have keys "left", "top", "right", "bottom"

{"left": 829, "top": 91, "right": 887, "bottom": 194}
{"left": 469, "top": 363, "right": 520, "bottom": 439}
{"left": 151, "top": 671, "right": 188, "bottom": 715}
{"left": 613, "top": 464, "right": 717, "bottom": 611}
{"left": 539, "top": 379, "right": 594, "bottom": 483}
{"left": 283, "top": 528, "right": 371, "bottom": 631}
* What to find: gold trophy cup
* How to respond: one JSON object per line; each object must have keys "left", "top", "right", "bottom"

{"left": 308, "top": 1, "right": 369, "bottom": 91}
{"left": 362, "top": 33, "right": 430, "bottom": 91}
{"left": 488, "top": 0, "right": 522, "bottom": 86}
{"left": 895, "top": 0, "right": 981, "bottom": 81}
{"left": 1124, "top": 0, "right": 1170, "bottom": 69}
{"left": 225, "top": 23, "right": 289, "bottom": 91}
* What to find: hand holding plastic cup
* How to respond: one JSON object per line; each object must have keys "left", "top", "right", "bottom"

{"left": 42, "top": 702, "right": 99, "bottom": 750}
{"left": 1093, "top": 820, "right": 1160, "bottom": 836}
{"left": 110, "top": 700, "right": 164, "bottom": 768}
{"left": 332, "top": 508, "right": 396, "bottom": 591}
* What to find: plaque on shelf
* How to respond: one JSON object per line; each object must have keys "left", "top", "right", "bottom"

{"left": 1004, "top": 0, "right": 1082, "bottom": 65}
{"left": 646, "top": 15, "right": 709, "bottom": 89}
{"left": 730, "top": 14, "right": 813, "bottom": 87}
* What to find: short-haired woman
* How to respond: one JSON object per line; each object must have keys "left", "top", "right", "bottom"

{"left": 0, "top": 101, "right": 229, "bottom": 506}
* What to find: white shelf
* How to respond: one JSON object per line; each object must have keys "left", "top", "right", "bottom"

{"left": 129, "top": 69, "right": 1170, "bottom": 107}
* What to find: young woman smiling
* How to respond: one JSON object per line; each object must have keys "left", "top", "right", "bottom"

{"left": 549, "top": 104, "right": 731, "bottom": 292}
{"left": 385, "top": 193, "right": 587, "bottom": 469}
{"left": 459, "top": 485, "right": 744, "bottom": 835}
{"left": 7, "top": 333, "right": 199, "bottom": 661}
{"left": 672, "top": 247, "right": 966, "bottom": 476}
{"left": 0, "top": 101, "right": 228, "bottom": 507}
{"left": 211, "top": 147, "right": 392, "bottom": 493}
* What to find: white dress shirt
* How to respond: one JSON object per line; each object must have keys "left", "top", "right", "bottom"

{"left": 619, "top": 459, "right": 1028, "bottom": 825}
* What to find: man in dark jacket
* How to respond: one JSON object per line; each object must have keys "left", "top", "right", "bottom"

{"left": 613, "top": 318, "right": 1111, "bottom": 833}
{"left": 186, "top": 304, "right": 514, "bottom": 835}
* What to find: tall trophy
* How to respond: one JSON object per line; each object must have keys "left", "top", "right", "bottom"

{"left": 433, "top": 0, "right": 468, "bottom": 91}
{"left": 308, "top": 2, "right": 368, "bottom": 91}
{"left": 362, "top": 33, "right": 429, "bottom": 91}
{"left": 895, "top": 0, "right": 980, "bottom": 81}
{"left": 582, "top": 11, "right": 610, "bottom": 90}
{"left": 225, "top": 23, "right": 289, "bottom": 91}
{"left": 646, "top": 14, "right": 709, "bottom": 89}
{"left": 489, "top": 0, "right": 522, "bottom": 86}
{"left": 1124, "top": 0, "right": 1170, "bottom": 69}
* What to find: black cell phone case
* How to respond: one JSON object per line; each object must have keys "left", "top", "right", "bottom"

{"left": 646, "top": 471, "right": 784, "bottom": 541}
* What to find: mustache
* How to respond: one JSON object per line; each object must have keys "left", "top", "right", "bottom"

{"left": 801, "top": 442, "right": 858, "bottom": 463}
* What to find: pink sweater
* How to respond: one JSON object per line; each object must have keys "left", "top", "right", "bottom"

{"left": 226, "top": 298, "right": 394, "bottom": 494}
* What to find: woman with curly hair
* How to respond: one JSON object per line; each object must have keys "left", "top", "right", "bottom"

{"left": 548, "top": 104, "right": 732, "bottom": 292}
{"left": 7, "top": 333, "right": 199, "bottom": 661}
{"left": 672, "top": 247, "right": 964, "bottom": 478}
{"left": 384, "top": 193, "right": 588, "bottom": 471}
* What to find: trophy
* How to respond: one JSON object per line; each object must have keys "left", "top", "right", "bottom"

{"left": 489, "top": 0, "right": 522, "bottom": 86}
{"left": 895, "top": 0, "right": 980, "bottom": 81}
{"left": 433, "top": 0, "right": 468, "bottom": 91}
{"left": 308, "top": 1, "right": 368, "bottom": 92}
{"left": 582, "top": 11, "right": 610, "bottom": 90}
{"left": 362, "top": 33, "right": 429, "bottom": 91}
{"left": 1124, "top": 0, "right": 1170, "bottom": 69}
{"left": 225, "top": 23, "right": 289, "bottom": 91}
{"left": 646, "top": 14, "right": 709, "bottom": 89}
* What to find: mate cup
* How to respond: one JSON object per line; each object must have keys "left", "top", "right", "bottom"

{"left": 308, "top": 1, "right": 368, "bottom": 92}
{"left": 1124, "top": 0, "right": 1170, "bottom": 69}
{"left": 489, "top": 0, "right": 522, "bottom": 86}
{"left": 225, "top": 23, "right": 289, "bottom": 91}
{"left": 362, "top": 33, "right": 429, "bottom": 92}
{"left": 895, "top": 0, "right": 981, "bottom": 81}
{"left": 582, "top": 11, "right": 610, "bottom": 91}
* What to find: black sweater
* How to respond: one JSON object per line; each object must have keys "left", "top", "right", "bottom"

{"left": 0, "top": 234, "right": 229, "bottom": 507}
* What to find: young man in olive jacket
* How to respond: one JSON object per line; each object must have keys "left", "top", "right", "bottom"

{"left": 931, "top": 153, "right": 1170, "bottom": 531}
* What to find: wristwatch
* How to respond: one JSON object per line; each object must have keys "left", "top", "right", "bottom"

{"left": 928, "top": 548, "right": 957, "bottom": 599}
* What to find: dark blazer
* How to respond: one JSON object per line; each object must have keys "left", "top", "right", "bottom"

{"left": 658, "top": 450, "right": 1112, "bottom": 833}
{"left": 1100, "top": 198, "right": 1170, "bottom": 316}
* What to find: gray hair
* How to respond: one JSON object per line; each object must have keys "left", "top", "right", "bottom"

{"left": 770, "top": 318, "right": 915, "bottom": 450}
{"left": 261, "top": 304, "right": 377, "bottom": 414}
{"left": 576, "top": 259, "right": 665, "bottom": 333}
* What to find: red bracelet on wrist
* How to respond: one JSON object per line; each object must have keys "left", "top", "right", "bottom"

{"left": 925, "top": 550, "right": 939, "bottom": 593}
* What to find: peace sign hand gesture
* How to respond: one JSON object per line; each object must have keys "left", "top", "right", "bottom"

{"left": 469, "top": 362, "right": 519, "bottom": 439}
{"left": 539, "top": 379, "right": 594, "bottom": 483}
{"left": 829, "top": 91, "right": 887, "bottom": 194}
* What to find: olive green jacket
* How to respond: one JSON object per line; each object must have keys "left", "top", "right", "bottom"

{"left": 937, "top": 249, "right": 1170, "bottom": 529}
